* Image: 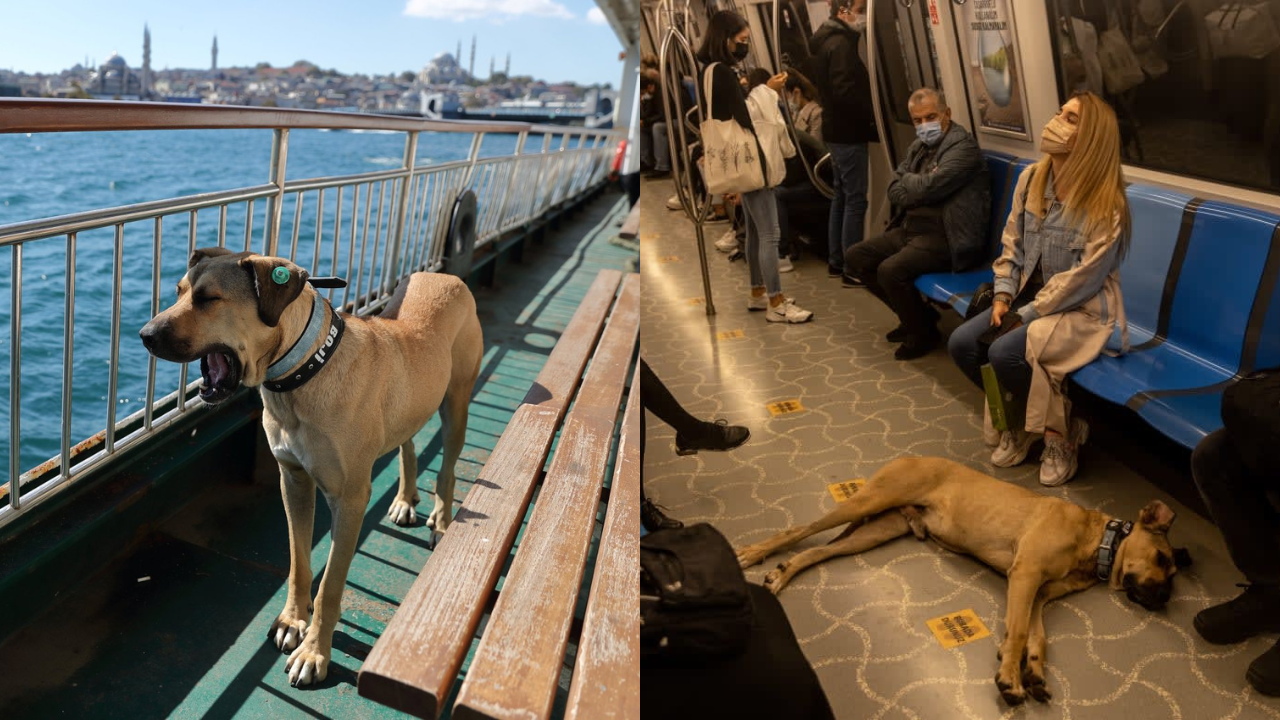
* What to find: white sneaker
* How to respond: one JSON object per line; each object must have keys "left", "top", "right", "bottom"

{"left": 766, "top": 298, "right": 813, "bottom": 323}
{"left": 778, "top": 256, "right": 795, "bottom": 273}
{"left": 991, "top": 429, "right": 1036, "bottom": 467}
{"left": 666, "top": 194, "right": 682, "bottom": 210}
{"left": 1040, "top": 418, "right": 1089, "bottom": 486}
{"left": 747, "top": 294, "right": 768, "bottom": 311}
{"left": 982, "top": 404, "right": 1000, "bottom": 447}
{"left": 715, "top": 229, "right": 739, "bottom": 253}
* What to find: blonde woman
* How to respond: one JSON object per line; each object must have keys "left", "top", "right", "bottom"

{"left": 948, "top": 92, "right": 1130, "bottom": 486}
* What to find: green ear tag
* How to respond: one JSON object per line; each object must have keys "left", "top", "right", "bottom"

{"left": 271, "top": 267, "right": 290, "bottom": 285}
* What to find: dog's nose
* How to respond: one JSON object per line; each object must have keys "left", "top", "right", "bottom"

{"left": 139, "top": 321, "right": 162, "bottom": 352}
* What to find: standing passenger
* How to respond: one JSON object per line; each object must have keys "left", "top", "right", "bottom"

{"left": 697, "top": 10, "right": 813, "bottom": 323}
{"left": 809, "top": 0, "right": 875, "bottom": 285}
{"left": 947, "top": 92, "right": 1130, "bottom": 487}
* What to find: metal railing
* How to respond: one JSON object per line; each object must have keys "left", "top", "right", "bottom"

{"left": 0, "top": 98, "right": 621, "bottom": 531}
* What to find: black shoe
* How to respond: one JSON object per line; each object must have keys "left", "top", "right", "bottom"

{"left": 827, "top": 264, "right": 843, "bottom": 278}
{"left": 894, "top": 331, "right": 940, "bottom": 360}
{"left": 644, "top": 169, "right": 671, "bottom": 179}
{"left": 886, "top": 324, "right": 911, "bottom": 342}
{"left": 1249, "top": 638, "right": 1280, "bottom": 696}
{"left": 1194, "top": 583, "right": 1280, "bottom": 645}
{"left": 675, "top": 419, "right": 751, "bottom": 456}
{"left": 841, "top": 274, "right": 865, "bottom": 288}
{"left": 642, "top": 498, "right": 683, "bottom": 532}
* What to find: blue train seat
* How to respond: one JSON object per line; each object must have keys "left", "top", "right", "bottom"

{"left": 1074, "top": 200, "right": 1280, "bottom": 448}
{"left": 915, "top": 152, "right": 1029, "bottom": 314}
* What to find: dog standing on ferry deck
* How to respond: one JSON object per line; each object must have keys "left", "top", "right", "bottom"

{"left": 735, "top": 456, "right": 1192, "bottom": 705}
{"left": 139, "top": 248, "right": 483, "bottom": 687}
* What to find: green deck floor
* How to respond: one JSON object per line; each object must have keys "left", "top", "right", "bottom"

{"left": 0, "top": 191, "right": 637, "bottom": 720}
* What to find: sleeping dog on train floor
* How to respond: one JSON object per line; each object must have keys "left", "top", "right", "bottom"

{"left": 139, "top": 247, "right": 483, "bottom": 687}
{"left": 735, "top": 456, "right": 1192, "bottom": 706}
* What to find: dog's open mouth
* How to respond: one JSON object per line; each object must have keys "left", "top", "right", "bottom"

{"left": 199, "top": 351, "right": 242, "bottom": 404}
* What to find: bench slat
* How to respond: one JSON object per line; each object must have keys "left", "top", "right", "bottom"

{"left": 453, "top": 273, "right": 640, "bottom": 720}
{"left": 358, "top": 270, "right": 625, "bottom": 719}
{"left": 524, "top": 270, "right": 626, "bottom": 411}
{"left": 564, "top": 365, "right": 640, "bottom": 720}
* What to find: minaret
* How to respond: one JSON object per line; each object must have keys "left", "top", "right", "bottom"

{"left": 469, "top": 35, "right": 476, "bottom": 80}
{"left": 489, "top": 56, "right": 495, "bottom": 80}
{"left": 504, "top": 53, "right": 510, "bottom": 78}
{"left": 456, "top": 40, "right": 462, "bottom": 64}
{"left": 142, "top": 25, "right": 151, "bottom": 98}
{"left": 212, "top": 35, "right": 218, "bottom": 73}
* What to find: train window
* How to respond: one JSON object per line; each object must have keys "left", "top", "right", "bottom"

{"left": 1046, "top": 0, "right": 1280, "bottom": 194}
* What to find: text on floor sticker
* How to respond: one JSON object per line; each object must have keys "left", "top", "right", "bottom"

{"left": 767, "top": 399, "right": 804, "bottom": 416}
{"left": 926, "top": 609, "right": 991, "bottom": 648}
{"left": 826, "top": 479, "right": 866, "bottom": 503}
{"left": 716, "top": 329, "right": 745, "bottom": 340}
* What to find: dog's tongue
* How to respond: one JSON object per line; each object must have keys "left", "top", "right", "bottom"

{"left": 206, "top": 353, "right": 230, "bottom": 385}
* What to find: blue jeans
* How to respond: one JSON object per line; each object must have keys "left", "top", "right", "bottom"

{"left": 826, "top": 142, "right": 869, "bottom": 271}
{"left": 948, "top": 308, "right": 1032, "bottom": 402}
{"left": 741, "top": 187, "right": 782, "bottom": 297}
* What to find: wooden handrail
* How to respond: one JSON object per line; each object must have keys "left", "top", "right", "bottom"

{"left": 0, "top": 98, "right": 624, "bottom": 137}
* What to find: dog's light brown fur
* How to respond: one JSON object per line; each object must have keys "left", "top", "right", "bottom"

{"left": 735, "top": 457, "right": 1187, "bottom": 706}
{"left": 141, "top": 249, "right": 483, "bottom": 687}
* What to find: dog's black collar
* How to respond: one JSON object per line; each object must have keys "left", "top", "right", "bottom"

{"left": 263, "top": 302, "right": 345, "bottom": 394}
{"left": 1096, "top": 518, "right": 1134, "bottom": 581}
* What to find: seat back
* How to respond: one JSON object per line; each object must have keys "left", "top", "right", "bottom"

{"left": 981, "top": 151, "right": 1016, "bottom": 257}
{"left": 1243, "top": 226, "right": 1280, "bottom": 372}
{"left": 1165, "top": 201, "right": 1280, "bottom": 373}
{"left": 1116, "top": 185, "right": 1194, "bottom": 340}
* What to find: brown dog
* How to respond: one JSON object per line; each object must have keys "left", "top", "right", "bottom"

{"left": 140, "top": 248, "right": 483, "bottom": 687}
{"left": 735, "top": 456, "right": 1192, "bottom": 705}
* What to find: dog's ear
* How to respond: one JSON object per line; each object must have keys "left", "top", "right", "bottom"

{"left": 189, "top": 246, "right": 236, "bottom": 269}
{"left": 1173, "top": 547, "right": 1193, "bottom": 569}
{"left": 1138, "top": 500, "right": 1176, "bottom": 535}
{"left": 238, "top": 256, "right": 309, "bottom": 327}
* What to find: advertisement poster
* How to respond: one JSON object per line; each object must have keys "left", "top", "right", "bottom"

{"left": 962, "top": 0, "right": 1029, "bottom": 139}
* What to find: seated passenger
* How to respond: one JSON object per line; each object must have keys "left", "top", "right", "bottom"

{"left": 775, "top": 69, "right": 829, "bottom": 263}
{"left": 1191, "top": 424, "right": 1280, "bottom": 696}
{"left": 784, "top": 70, "right": 822, "bottom": 142}
{"left": 948, "top": 91, "right": 1130, "bottom": 487}
{"left": 846, "top": 88, "right": 990, "bottom": 359}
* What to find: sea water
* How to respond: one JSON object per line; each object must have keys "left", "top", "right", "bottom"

{"left": 0, "top": 126, "right": 521, "bottom": 476}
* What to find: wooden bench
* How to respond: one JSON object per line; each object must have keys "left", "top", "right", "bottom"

{"left": 358, "top": 269, "right": 640, "bottom": 720}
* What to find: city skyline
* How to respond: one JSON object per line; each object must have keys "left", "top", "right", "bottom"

{"left": 0, "top": 0, "right": 621, "bottom": 87}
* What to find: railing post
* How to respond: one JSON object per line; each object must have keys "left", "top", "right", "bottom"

{"left": 265, "top": 128, "right": 290, "bottom": 256}
{"left": 9, "top": 244, "right": 22, "bottom": 510}
{"left": 492, "top": 130, "right": 527, "bottom": 233}
{"left": 387, "top": 131, "right": 419, "bottom": 288}
{"left": 463, "top": 132, "right": 485, "bottom": 187}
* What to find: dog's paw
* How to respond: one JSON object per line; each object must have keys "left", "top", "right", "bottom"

{"left": 388, "top": 499, "right": 417, "bottom": 527}
{"left": 1022, "top": 669, "right": 1051, "bottom": 703}
{"left": 425, "top": 504, "right": 450, "bottom": 533}
{"left": 995, "top": 672, "right": 1025, "bottom": 706}
{"left": 269, "top": 614, "right": 309, "bottom": 653}
{"left": 285, "top": 643, "right": 330, "bottom": 687}
{"left": 763, "top": 563, "right": 790, "bottom": 594}
{"left": 736, "top": 546, "right": 765, "bottom": 568}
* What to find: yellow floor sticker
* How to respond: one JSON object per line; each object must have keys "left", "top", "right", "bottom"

{"left": 826, "top": 479, "right": 866, "bottom": 503}
{"left": 657, "top": 255, "right": 679, "bottom": 264}
{"left": 766, "top": 399, "right": 804, "bottom": 416}
{"left": 926, "top": 609, "right": 991, "bottom": 649}
{"left": 716, "top": 329, "right": 745, "bottom": 340}
{"left": 687, "top": 297, "right": 705, "bottom": 305}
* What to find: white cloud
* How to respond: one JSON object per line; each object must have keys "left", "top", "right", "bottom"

{"left": 404, "top": 0, "right": 574, "bottom": 22}
{"left": 586, "top": 7, "right": 608, "bottom": 25}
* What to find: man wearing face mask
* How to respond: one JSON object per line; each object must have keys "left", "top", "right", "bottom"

{"left": 808, "top": 0, "right": 876, "bottom": 285}
{"left": 845, "top": 88, "right": 989, "bottom": 360}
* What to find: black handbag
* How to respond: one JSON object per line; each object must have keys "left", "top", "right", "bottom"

{"left": 641, "top": 523, "right": 754, "bottom": 662}
{"left": 966, "top": 282, "right": 996, "bottom": 320}
{"left": 1221, "top": 367, "right": 1280, "bottom": 477}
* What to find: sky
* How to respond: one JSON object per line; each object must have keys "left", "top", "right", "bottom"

{"left": 0, "top": 0, "right": 625, "bottom": 86}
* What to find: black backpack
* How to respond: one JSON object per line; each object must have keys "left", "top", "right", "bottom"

{"left": 640, "top": 523, "right": 754, "bottom": 662}
{"left": 1221, "top": 367, "right": 1280, "bottom": 477}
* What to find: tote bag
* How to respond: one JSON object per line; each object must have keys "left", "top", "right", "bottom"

{"left": 699, "top": 63, "right": 766, "bottom": 195}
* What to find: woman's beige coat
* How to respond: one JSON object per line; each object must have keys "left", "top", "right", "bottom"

{"left": 992, "top": 166, "right": 1128, "bottom": 435}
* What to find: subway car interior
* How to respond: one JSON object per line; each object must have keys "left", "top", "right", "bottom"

{"left": 639, "top": 0, "right": 1280, "bottom": 717}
